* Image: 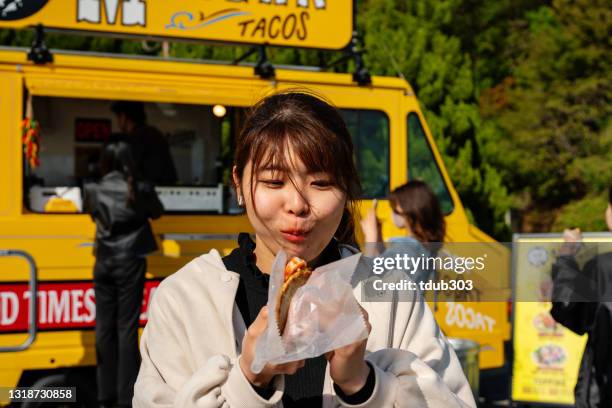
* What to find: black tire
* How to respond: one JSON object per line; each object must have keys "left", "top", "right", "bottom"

{"left": 20, "top": 371, "right": 97, "bottom": 408}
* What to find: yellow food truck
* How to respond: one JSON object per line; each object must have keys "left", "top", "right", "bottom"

{"left": 0, "top": 0, "right": 510, "bottom": 405}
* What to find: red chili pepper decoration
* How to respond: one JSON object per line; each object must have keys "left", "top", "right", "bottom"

{"left": 22, "top": 118, "right": 41, "bottom": 169}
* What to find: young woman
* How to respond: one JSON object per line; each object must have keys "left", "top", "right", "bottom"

{"left": 361, "top": 180, "right": 446, "bottom": 284}
{"left": 84, "top": 140, "right": 163, "bottom": 408}
{"left": 134, "top": 92, "right": 475, "bottom": 407}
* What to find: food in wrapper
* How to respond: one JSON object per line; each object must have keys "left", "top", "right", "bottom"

{"left": 251, "top": 250, "right": 367, "bottom": 374}
{"left": 276, "top": 257, "right": 312, "bottom": 334}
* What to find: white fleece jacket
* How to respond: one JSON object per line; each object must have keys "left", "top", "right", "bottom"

{"left": 133, "top": 249, "right": 476, "bottom": 408}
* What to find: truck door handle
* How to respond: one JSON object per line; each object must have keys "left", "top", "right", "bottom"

{"left": 0, "top": 250, "right": 38, "bottom": 352}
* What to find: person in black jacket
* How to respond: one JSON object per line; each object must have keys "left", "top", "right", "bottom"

{"left": 84, "top": 139, "right": 163, "bottom": 408}
{"left": 550, "top": 186, "right": 612, "bottom": 408}
{"left": 110, "top": 101, "right": 177, "bottom": 185}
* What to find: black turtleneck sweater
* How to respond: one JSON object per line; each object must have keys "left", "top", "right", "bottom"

{"left": 222, "top": 233, "right": 374, "bottom": 407}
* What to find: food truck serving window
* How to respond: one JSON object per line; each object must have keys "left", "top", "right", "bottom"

{"left": 24, "top": 97, "right": 390, "bottom": 214}
{"left": 25, "top": 96, "right": 242, "bottom": 215}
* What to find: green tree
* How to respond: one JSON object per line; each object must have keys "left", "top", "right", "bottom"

{"left": 481, "top": 0, "right": 612, "bottom": 232}
{"left": 358, "top": 0, "right": 512, "bottom": 237}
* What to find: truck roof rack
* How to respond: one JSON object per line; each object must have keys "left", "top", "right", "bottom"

{"left": 0, "top": 44, "right": 330, "bottom": 73}
{"left": 7, "top": 17, "right": 371, "bottom": 85}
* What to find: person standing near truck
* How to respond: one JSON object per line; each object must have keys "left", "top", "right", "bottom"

{"left": 111, "top": 101, "right": 178, "bottom": 185}
{"left": 550, "top": 186, "right": 612, "bottom": 407}
{"left": 84, "top": 139, "right": 164, "bottom": 408}
{"left": 360, "top": 180, "right": 446, "bottom": 285}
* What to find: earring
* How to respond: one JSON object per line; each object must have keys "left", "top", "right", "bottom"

{"left": 237, "top": 195, "right": 244, "bottom": 206}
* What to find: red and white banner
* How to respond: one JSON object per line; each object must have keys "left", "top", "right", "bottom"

{"left": 0, "top": 280, "right": 161, "bottom": 332}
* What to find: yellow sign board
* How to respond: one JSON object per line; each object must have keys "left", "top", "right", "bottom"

{"left": 512, "top": 299, "right": 585, "bottom": 405}
{"left": 510, "top": 234, "right": 612, "bottom": 405}
{"left": 0, "top": 0, "right": 352, "bottom": 50}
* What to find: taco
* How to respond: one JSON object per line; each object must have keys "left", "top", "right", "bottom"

{"left": 276, "top": 257, "right": 312, "bottom": 335}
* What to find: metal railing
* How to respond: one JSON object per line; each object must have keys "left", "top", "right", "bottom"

{"left": 0, "top": 249, "right": 38, "bottom": 352}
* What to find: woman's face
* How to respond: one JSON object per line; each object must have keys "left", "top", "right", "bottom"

{"left": 235, "top": 145, "right": 346, "bottom": 269}
{"left": 606, "top": 203, "right": 612, "bottom": 232}
{"left": 392, "top": 203, "right": 413, "bottom": 237}
{"left": 391, "top": 204, "right": 406, "bottom": 229}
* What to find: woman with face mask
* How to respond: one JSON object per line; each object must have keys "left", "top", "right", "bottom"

{"left": 133, "top": 92, "right": 474, "bottom": 408}
{"left": 360, "top": 181, "right": 446, "bottom": 285}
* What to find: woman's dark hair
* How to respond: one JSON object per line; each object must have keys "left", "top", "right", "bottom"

{"left": 99, "top": 137, "right": 138, "bottom": 205}
{"left": 609, "top": 185, "right": 612, "bottom": 205}
{"left": 389, "top": 180, "right": 446, "bottom": 254}
{"left": 234, "top": 90, "right": 361, "bottom": 245}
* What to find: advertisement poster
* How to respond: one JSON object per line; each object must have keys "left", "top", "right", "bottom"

{"left": 510, "top": 234, "right": 612, "bottom": 405}
{"left": 512, "top": 300, "right": 585, "bottom": 405}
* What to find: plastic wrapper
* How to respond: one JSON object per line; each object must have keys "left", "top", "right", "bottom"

{"left": 251, "top": 250, "right": 368, "bottom": 374}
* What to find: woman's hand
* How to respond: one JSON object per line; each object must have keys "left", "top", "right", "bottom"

{"left": 359, "top": 201, "right": 381, "bottom": 243}
{"left": 360, "top": 201, "right": 384, "bottom": 257}
{"left": 239, "top": 306, "right": 305, "bottom": 387}
{"left": 560, "top": 228, "right": 582, "bottom": 256}
{"left": 326, "top": 306, "right": 372, "bottom": 395}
